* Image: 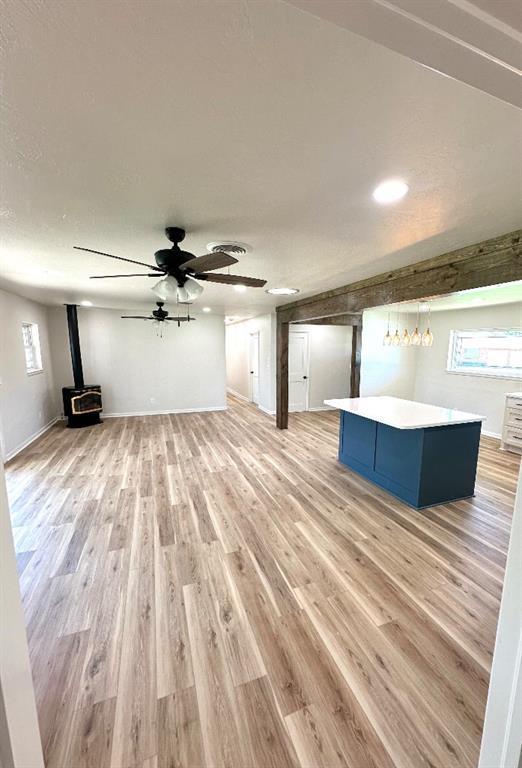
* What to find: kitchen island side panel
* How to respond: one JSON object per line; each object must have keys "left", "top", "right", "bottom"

{"left": 418, "top": 421, "right": 482, "bottom": 507}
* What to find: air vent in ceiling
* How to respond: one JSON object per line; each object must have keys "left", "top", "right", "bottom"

{"left": 206, "top": 240, "right": 251, "bottom": 255}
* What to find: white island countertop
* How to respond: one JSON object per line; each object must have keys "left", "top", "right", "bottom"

{"left": 324, "top": 396, "right": 485, "bottom": 430}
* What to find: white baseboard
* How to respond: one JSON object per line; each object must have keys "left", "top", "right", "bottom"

{"left": 226, "top": 388, "right": 250, "bottom": 403}
{"left": 258, "top": 405, "right": 276, "bottom": 416}
{"left": 227, "top": 389, "right": 276, "bottom": 415}
{"left": 103, "top": 406, "right": 227, "bottom": 418}
{"left": 482, "top": 429, "right": 501, "bottom": 439}
{"left": 308, "top": 406, "right": 334, "bottom": 412}
{"left": 4, "top": 417, "right": 59, "bottom": 463}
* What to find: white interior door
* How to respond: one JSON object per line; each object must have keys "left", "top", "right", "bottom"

{"left": 249, "top": 332, "right": 260, "bottom": 405}
{"left": 289, "top": 331, "right": 310, "bottom": 412}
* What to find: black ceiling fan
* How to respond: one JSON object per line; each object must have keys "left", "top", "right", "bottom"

{"left": 75, "top": 227, "right": 267, "bottom": 298}
{"left": 121, "top": 301, "right": 195, "bottom": 328}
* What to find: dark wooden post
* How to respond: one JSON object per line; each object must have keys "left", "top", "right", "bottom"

{"left": 350, "top": 320, "right": 362, "bottom": 397}
{"left": 276, "top": 319, "right": 289, "bottom": 429}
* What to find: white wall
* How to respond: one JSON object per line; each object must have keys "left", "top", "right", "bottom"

{"left": 226, "top": 318, "right": 352, "bottom": 414}
{"left": 360, "top": 304, "right": 522, "bottom": 435}
{"left": 48, "top": 306, "right": 227, "bottom": 416}
{"left": 360, "top": 308, "right": 417, "bottom": 399}
{"left": 0, "top": 461, "right": 44, "bottom": 768}
{"left": 294, "top": 325, "right": 352, "bottom": 409}
{"left": 479, "top": 464, "right": 522, "bottom": 768}
{"left": 413, "top": 303, "right": 522, "bottom": 436}
{"left": 225, "top": 314, "right": 276, "bottom": 413}
{"left": 0, "top": 289, "right": 58, "bottom": 460}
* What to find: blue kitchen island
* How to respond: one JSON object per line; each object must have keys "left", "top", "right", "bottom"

{"left": 324, "top": 396, "right": 485, "bottom": 509}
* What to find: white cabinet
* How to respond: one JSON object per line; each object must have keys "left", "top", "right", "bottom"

{"left": 501, "top": 392, "right": 522, "bottom": 454}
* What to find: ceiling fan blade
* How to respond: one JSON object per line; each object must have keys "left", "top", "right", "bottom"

{"left": 74, "top": 246, "right": 163, "bottom": 272}
{"left": 165, "top": 316, "right": 196, "bottom": 322}
{"left": 121, "top": 315, "right": 155, "bottom": 319}
{"left": 180, "top": 252, "right": 238, "bottom": 272}
{"left": 91, "top": 273, "right": 159, "bottom": 279}
{"left": 195, "top": 273, "right": 267, "bottom": 288}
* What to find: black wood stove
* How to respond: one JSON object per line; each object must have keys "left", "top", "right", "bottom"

{"left": 62, "top": 304, "right": 103, "bottom": 428}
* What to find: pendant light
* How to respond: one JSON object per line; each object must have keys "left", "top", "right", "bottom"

{"left": 411, "top": 304, "right": 422, "bottom": 346}
{"left": 401, "top": 313, "right": 411, "bottom": 346}
{"left": 391, "top": 308, "right": 401, "bottom": 346}
{"left": 383, "top": 311, "right": 392, "bottom": 346}
{"left": 422, "top": 303, "right": 434, "bottom": 347}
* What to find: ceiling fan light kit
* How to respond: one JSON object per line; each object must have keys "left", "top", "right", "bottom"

{"left": 151, "top": 275, "right": 203, "bottom": 303}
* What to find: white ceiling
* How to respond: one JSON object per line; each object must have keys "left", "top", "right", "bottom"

{"left": 286, "top": 0, "right": 522, "bottom": 108}
{"left": 1, "top": 0, "right": 521, "bottom": 317}
{"left": 391, "top": 280, "right": 522, "bottom": 313}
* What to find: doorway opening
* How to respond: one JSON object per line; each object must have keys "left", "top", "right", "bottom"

{"left": 249, "top": 331, "right": 260, "bottom": 405}
{"left": 288, "top": 330, "right": 310, "bottom": 412}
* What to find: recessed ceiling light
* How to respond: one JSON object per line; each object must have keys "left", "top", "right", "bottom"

{"left": 372, "top": 179, "right": 409, "bottom": 204}
{"left": 202, "top": 307, "right": 211, "bottom": 313}
{"left": 471, "top": 297, "right": 485, "bottom": 305}
{"left": 266, "top": 287, "right": 300, "bottom": 295}
{"left": 80, "top": 300, "right": 93, "bottom": 307}
{"left": 234, "top": 285, "right": 247, "bottom": 293}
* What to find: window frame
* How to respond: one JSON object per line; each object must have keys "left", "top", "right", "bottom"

{"left": 446, "top": 327, "right": 522, "bottom": 380}
{"left": 21, "top": 322, "right": 44, "bottom": 376}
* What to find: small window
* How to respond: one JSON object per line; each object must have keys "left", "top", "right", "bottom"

{"left": 22, "top": 322, "right": 43, "bottom": 375}
{"left": 447, "top": 328, "right": 522, "bottom": 379}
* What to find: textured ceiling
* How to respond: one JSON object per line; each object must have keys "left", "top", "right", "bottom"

{"left": 392, "top": 281, "right": 522, "bottom": 313}
{"left": 1, "top": 0, "right": 521, "bottom": 316}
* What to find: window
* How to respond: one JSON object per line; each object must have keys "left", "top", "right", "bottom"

{"left": 447, "top": 328, "right": 522, "bottom": 379}
{"left": 22, "top": 322, "right": 43, "bottom": 374}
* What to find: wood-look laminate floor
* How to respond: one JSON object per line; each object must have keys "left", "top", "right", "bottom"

{"left": 6, "top": 396, "right": 519, "bottom": 768}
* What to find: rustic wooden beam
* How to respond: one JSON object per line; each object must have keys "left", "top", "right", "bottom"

{"left": 275, "top": 229, "right": 522, "bottom": 429}
{"left": 350, "top": 322, "right": 362, "bottom": 397}
{"left": 277, "top": 230, "right": 522, "bottom": 324}
{"left": 291, "top": 313, "right": 362, "bottom": 326}
{"left": 276, "top": 320, "right": 289, "bottom": 430}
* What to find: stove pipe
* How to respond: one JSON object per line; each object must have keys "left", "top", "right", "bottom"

{"left": 66, "top": 304, "right": 84, "bottom": 389}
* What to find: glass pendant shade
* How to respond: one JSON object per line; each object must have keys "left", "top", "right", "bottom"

{"left": 411, "top": 327, "right": 422, "bottom": 346}
{"left": 152, "top": 275, "right": 203, "bottom": 303}
{"left": 153, "top": 319, "right": 165, "bottom": 338}
{"left": 176, "top": 285, "right": 191, "bottom": 303}
{"left": 422, "top": 327, "right": 434, "bottom": 347}
{"left": 391, "top": 329, "right": 401, "bottom": 347}
{"left": 420, "top": 303, "right": 433, "bottom": 347}
{"left": 184, "top": 277, "right": 204, "bottom": 300}
{"left": 152, "top": 275, "right": 178, "bottom": 301}
{"left": 383, "top": 311, "right": 392, "bottom": 346}
{"left": 401, "top": 329, "right": 411, "bottom": 346}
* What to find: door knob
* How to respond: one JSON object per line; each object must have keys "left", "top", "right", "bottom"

{"left": 303, "top": 375, "right": 308, "bottom": 380}
{"left": 250, "top": 371, "right": 254, "bottom": 374}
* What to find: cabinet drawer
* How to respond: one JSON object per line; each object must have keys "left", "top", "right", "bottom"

{"left": 504, "top": 427, "right": 522, "bottom": 447}
{"left": 506, "top": 408, "right": 522, "bottom": 429}
{"left": 506, "top": 397, "right": 522, "bottom": 411}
